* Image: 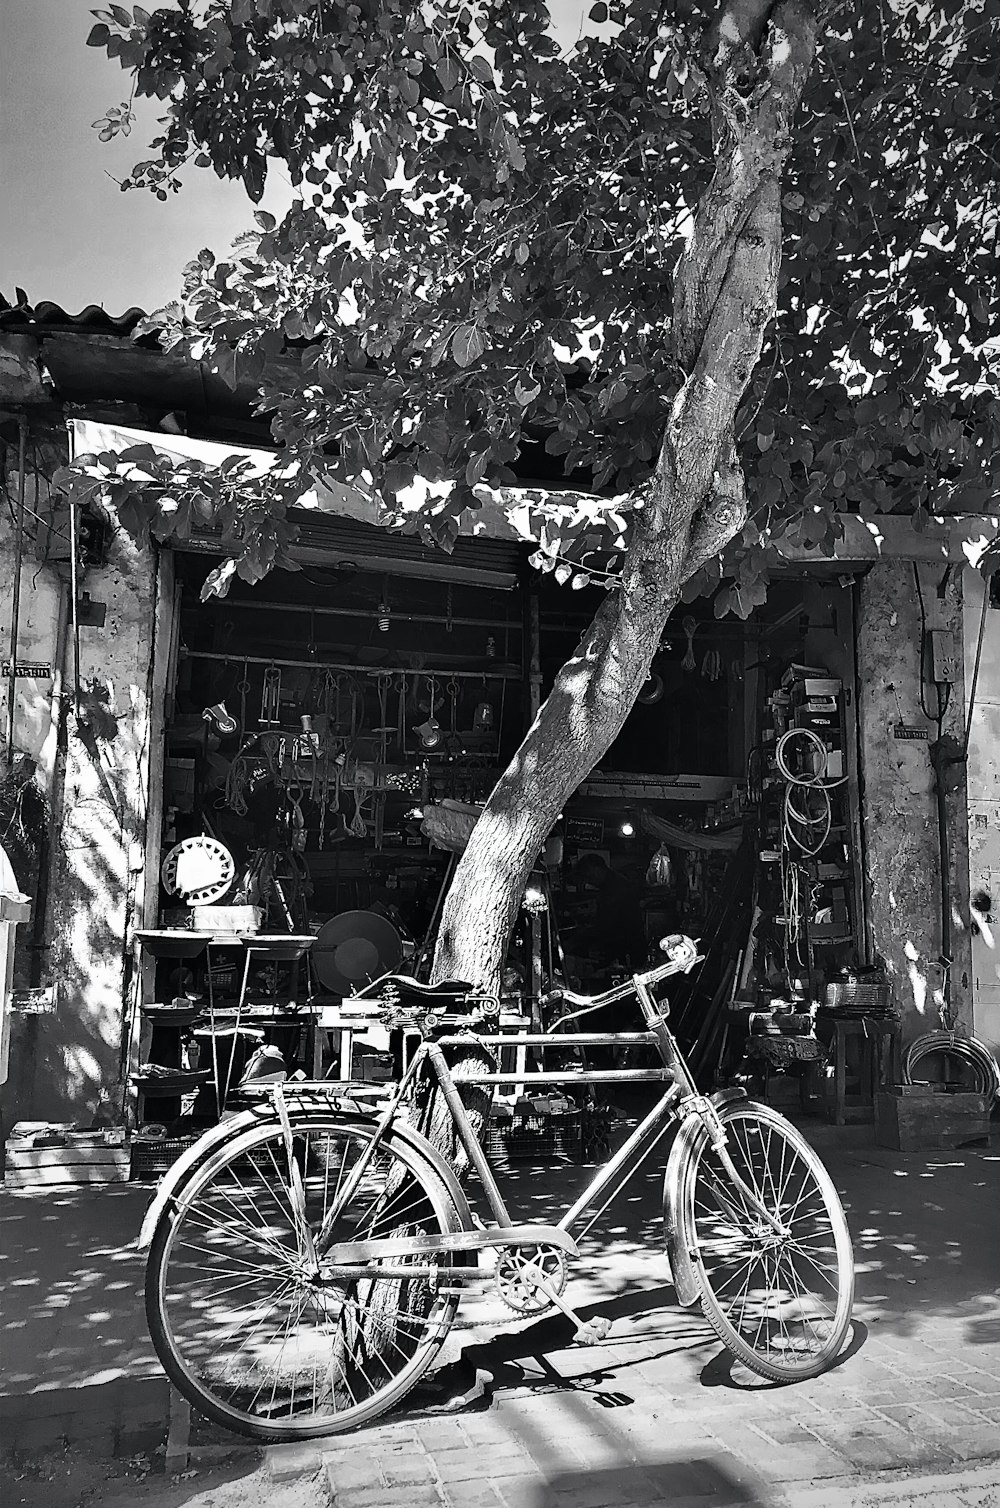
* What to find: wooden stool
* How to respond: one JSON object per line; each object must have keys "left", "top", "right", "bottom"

{"left": 824, "top": 1017, "right": 900, "bottom": 1125}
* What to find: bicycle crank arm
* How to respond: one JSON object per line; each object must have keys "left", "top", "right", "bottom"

{"left": 321, "top": 1224, "right": 580, "bottom": 1265}
{"left": 518, "top": 1267, "right": 613, "bottom": 1346}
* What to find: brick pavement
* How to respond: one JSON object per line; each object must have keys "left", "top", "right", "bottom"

{"left": 4, "top": 1119, "right": 1000, "bottom": 1504}
{"left": 314, "top": 1129, "right": 1000, "bottom": 1508}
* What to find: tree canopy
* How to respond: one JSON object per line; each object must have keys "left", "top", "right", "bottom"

{"left": 72, "top": 0, "right": 1000, "bottom": 612}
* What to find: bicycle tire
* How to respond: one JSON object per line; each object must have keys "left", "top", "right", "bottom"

{"left": 678, "top": 1100, "right": 854, "bottom": 1382}
{"left": 146, "top": 1113, "right": 463, "bottom": 1439}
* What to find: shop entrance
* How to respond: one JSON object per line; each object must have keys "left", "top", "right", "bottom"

{"left": 132, "top": 552, "right": 876, "bottom": 1155}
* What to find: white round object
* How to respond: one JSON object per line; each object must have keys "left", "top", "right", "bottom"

{"left": 161, "top": 836, "right": 235, "bottom": 906}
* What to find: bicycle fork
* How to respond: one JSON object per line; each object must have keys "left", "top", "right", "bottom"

{"left": 684, "top": 1096, "right": 790, "bottom": 1239}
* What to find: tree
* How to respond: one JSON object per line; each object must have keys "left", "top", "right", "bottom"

{"left": 73, "top": 0, "right": 1000, "bottom": 1004}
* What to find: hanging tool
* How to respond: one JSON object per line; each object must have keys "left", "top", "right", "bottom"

{"left": 701, "top": 649, "right": 722, "bottom": 682}
{"left": 260, "top": 665, "right": 282, "bottom": 726}
{"left": 681, "top": 616, "right": 698, "bottom": 673}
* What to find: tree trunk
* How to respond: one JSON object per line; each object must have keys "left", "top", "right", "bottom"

{"left": 434, "top": 0, "right": 823, "bottom": 999}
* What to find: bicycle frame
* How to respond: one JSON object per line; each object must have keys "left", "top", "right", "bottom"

{"left": 313, "top": 949, "right": 787, "bottom": 1259}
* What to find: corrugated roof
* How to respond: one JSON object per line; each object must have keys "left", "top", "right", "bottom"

{"left": 0, "top": 293, "right": 148, "bottom": 336}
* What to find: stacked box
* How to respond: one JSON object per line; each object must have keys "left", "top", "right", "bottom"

{"left": 4, "top": 1125, "right": 129, "bottom": 1187}
{"left": 875, "top": 1087, "right": 991, "bottom": 1151}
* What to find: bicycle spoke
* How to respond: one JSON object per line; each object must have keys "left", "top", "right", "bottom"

{"left": 149, "top": 1118, "right": 459, "bottom": 1437}
{"left": 685, "top": 1106, "right": 853, "bottom": 1380}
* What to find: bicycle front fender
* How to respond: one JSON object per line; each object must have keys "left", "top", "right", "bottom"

{"left": 662, "top": 1087, "right": 747, "bottom": 1308}
{"left": 136, "top": 1099, "right": 475, "bottom": 1250}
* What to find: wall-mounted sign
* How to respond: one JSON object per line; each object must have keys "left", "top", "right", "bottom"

{"left": 565, "top": 816, "right": 605, "bottom": 845}
{"left": 1, "top": 662, "right": 53, "bottom": 679}
{"left": 892, "top": 723, "right": 930, "bottom": 741}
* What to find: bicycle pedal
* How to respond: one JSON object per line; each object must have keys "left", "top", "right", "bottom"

{"left": 575, "top": 1316, "right": 612, "bottom": 1344}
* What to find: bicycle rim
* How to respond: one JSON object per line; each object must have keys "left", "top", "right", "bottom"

{"left": 680, "top": 1102, "right": 854, "bottom": 1381}
{"left": 147, "top": 1116, "right": 462, "bottom": 1439}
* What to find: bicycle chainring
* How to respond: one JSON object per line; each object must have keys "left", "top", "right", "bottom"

{"left": 495, "top": 1244, "right": 568, "bottom": 1314}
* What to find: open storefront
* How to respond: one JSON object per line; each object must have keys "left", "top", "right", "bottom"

{"left": 131, "top": 519, "right": 879, "bottom": 1168}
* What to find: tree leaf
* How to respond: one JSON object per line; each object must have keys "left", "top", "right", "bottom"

{"left": 435, "top": 56, "right": 460, "bottom": 92}
{"left": 452, "top": 323, "right": 485, "bottom": 368}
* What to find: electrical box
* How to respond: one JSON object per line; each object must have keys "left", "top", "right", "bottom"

{"left": 929, "top": 628, "right": 958, "bottom": 684}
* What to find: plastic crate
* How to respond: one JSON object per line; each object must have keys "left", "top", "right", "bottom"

{"left": 130, "top": 1136, "right": 198, "bottom": 1181}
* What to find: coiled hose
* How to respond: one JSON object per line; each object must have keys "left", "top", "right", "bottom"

{"left": 903, "top": 1030, "right": 1000, "bottom": 1104}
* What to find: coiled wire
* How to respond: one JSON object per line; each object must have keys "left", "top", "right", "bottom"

{"left": 903, "top": 1030, "right": 1000, "bottom": 1104}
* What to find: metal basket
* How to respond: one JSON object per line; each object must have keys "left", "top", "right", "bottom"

{"left": 823, "top": 980, "right": 891, "bottom": 1015}
{"left": 485, "top": 1110, "right": 581, "bottom": 1165}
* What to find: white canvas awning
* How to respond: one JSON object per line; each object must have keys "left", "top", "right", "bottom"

{"left": 69, "top": 418, "right": 527, "bottom": 542}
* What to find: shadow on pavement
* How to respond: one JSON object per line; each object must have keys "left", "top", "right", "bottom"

{"left": 534, "top": 1455, "right": 769, "bottom": 1507}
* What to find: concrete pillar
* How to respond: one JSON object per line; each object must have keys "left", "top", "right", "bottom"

{"left": 1, "top": 442, "right": 164, "bottom": 1126}
{"left": 963, "top": 569, "right": 1000, "bottom": 1052}
{"left": 855, "top": 559, "right": 972, "bottom": 1043}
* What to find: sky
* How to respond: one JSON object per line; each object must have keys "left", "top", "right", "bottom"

{"left": 1, "top": 0, "right": 591, "bottom": 316}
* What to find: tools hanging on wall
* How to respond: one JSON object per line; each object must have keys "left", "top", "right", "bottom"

{"left": 195, "top": 651, "right": 506, "bottom": 855}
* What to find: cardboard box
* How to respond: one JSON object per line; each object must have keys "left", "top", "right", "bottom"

{"left": 875, "top": 1087, "right": 991, "bottom": 1151}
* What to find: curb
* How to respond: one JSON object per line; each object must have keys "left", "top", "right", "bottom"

{"left": 780, "top": 1457, "right": 1000, "bottom": 1506}
{"left": 0, "top": 1376, "right": 169, "bottom": 1459}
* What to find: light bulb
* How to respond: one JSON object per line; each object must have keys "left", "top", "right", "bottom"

{"left": 620, "top": 818, "right": 635, "bottom": 837}
{"left": 377, "top": 601, "right": 391, "bottom": 632}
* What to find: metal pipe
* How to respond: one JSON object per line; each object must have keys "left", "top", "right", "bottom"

{"left": 68, "top": 500, "right": 81, "bottom": 720}
{"left": 4, "top": 418, "right": 28, "bottom": 760}
{"left": 964, "top": 579, "right": 990, "bottom": 755}
{"left": 424, "top": 1042, "right": 513, "bottom": 1225}
{"left": 179, "top": 648, "right": 520, "bottom": 680}
{"left": 210, "top": 599, "right": 520, "bottom": 632}
{"left": 557, "top": 1084, "right": 682, "bottom": 1233}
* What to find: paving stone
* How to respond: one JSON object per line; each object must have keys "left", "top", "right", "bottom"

{"left": 491, "top": 1472, "right": 547, "bottom": 1508}
{"left": 324, "top": 1460, "right": 384, "bottom": 1495}
{"left": 326, "top": 1479, "right": 443, "bottom": 1508}
{"left": 439, "top": 1481, "right": 506, "bottom": 1508}
{"left": 382, "top": 1453, "right": 438, "bottom": 1486}
{"left": 264, "top": 1441, "right": 325, "bottom": 1481}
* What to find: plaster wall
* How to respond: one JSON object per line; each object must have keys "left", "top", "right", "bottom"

{"left": 855, "top": 560, "right": 972, "bottom": 1042}
{"left": 1, "top": 432, "right": 161, "bottom": 1128}
{"left": 963, "top": 569, "right": 1000, "bottom": 1053}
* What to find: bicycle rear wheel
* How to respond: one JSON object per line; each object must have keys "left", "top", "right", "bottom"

{"left": 679, "top": 1101, "right": 854, "bottom": 1382}
{"left": 146, "top": 1114, "right": 463, "bottom": 1439}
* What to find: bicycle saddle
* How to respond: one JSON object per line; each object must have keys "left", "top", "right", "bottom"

{"left": 379, "top": 975, "right": 473, "bottom": 1003}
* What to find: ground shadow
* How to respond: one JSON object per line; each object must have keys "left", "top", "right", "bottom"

{"left": 534, "top": 1455, "right": 770, "bottom": 1508}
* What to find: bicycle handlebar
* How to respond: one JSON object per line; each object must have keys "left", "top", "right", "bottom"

{"left": 542, "top": 935, "right": 700, "bottom": 1027}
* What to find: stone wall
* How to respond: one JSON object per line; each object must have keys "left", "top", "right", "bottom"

{"left": 0, "top": 422, "right": 162, "bottom": 1128}
{"left": 856, "top": 559, "right": 972, "bottom": 1042}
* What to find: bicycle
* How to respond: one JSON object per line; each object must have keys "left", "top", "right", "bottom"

{"left": 138, "top": 934, "right": 855, "bottom": 1440}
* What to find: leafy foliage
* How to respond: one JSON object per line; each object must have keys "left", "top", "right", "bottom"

{"left": 76, "top": 0, "right": 1000, "bottom": 608}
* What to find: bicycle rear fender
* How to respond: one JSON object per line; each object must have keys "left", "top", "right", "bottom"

{"left": 662, "top": 1087, "right": 747, "bottom": 1309}
{"left": 136, "top": 1101, "right": 474, "bottom": 1250}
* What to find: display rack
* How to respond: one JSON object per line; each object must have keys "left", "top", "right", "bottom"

{"left": 132, "top": 929, "right": 316, "bottom": 1135}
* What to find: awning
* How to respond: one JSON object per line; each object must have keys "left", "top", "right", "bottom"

{"left": 69, "top": 420, "right": 1000, "bottom": 575}
{"left": 70, "top": 419, "right": 528, "bottom": 587}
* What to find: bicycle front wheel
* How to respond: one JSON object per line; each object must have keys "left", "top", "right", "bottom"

{"left": 679, "top": 1101, "right": 854, "bottom": 1382}
{"left": 146, "top": 1114, "right": 463, "bottom": 1439}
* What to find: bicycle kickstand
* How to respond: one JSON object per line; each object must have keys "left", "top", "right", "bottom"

{"left": 521, "top": 1270, "right": 612, "bottom": 1345}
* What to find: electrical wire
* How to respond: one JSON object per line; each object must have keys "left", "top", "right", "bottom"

{"left": 775, "top": 726, "right": 845, "bottom": 968}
